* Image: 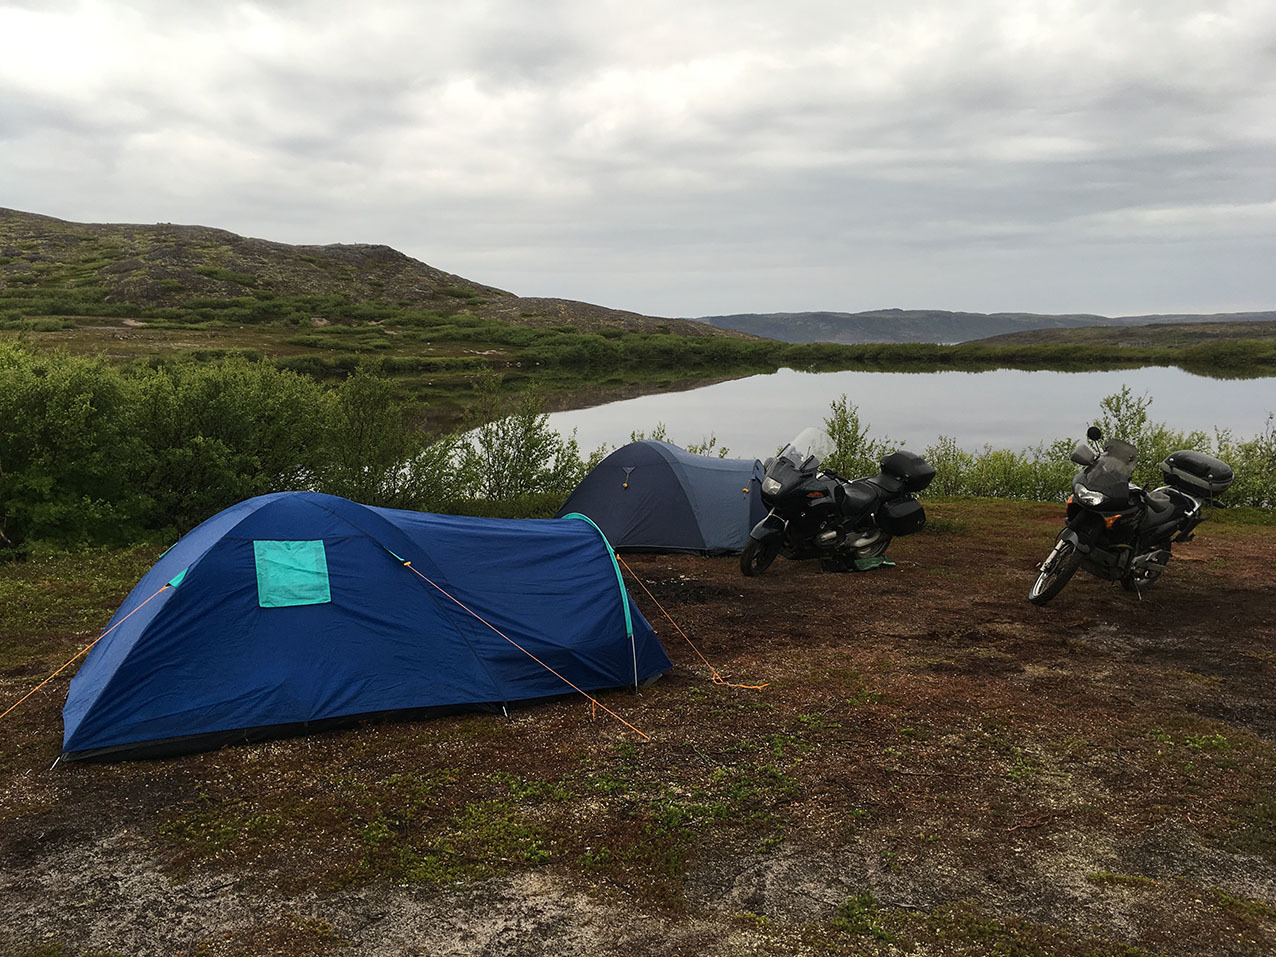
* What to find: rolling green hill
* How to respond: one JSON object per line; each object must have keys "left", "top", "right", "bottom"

{"left": 0, "top": 207, "right": 735, "bottom": 339}
{"left": 0, "top": 208, "right": 768, "bottom": 423}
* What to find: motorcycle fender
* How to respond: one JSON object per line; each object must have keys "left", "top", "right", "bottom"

{"left": 748, "top": 512, "right": 787, "bottom": 543}
{"left": 1058, "top": 527, "right": 1092, "bottom": 555}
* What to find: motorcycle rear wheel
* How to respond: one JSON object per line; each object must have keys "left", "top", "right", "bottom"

{"left": 740, "top": 538, "right": 780, "bottom": 577}
{"left": 1028, "top": 538, "right": 1082, "bottom": 605}
{"left": 853, "top": 534, "right": 892, "bottom": 559}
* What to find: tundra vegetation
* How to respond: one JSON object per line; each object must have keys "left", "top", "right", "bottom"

{"left": 5, "top": 290, "right": 1276, "bottom": 384}
{"left": 1, "top": 340, "right": 1272, "bottom": 552}
{"left": 4, "top": 275, "right": 1276, "bottom": 436}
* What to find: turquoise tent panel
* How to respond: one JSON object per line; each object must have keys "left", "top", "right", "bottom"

{"left": 253, "top": 540, "right": 331, "bottom": 607}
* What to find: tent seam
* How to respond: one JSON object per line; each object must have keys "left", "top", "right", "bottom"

{"left": 561, "top": 512, "right": 637, "bottom": 690}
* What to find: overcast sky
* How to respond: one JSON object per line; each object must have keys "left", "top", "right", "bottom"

{"left": 2, "top": 0, "right": 1274, "bottom": 318}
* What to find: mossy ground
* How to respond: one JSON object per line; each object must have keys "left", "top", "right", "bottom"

{"left": 1, "top": 501, "right": 1274, "bottom": 955}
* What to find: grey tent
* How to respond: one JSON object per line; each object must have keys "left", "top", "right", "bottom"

{"left": 556, "top": 441, "right": 766, "bottom": 554}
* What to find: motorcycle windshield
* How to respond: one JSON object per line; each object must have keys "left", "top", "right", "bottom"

{"left": 777, "top": 427, "right": 835, "bottom": 471}
{"left": 1081, "top": 439, "right": 1137, "bottom": 498}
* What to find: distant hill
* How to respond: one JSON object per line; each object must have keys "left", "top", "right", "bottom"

{"left": 970, "top": 319, "right": 1276, "bottom": 347}
{"left": 694, "top": 308, "right": 1276, "bottom": 344}
{"left": 0, "top": 208, "right": 743, "bottom": 339}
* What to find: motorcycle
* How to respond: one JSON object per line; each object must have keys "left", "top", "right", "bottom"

{"left": 740, "top": 426, "right": 935, "bottom": 576}
{"left": 1028, "top": 425, "right": 1234, "bottom": 605}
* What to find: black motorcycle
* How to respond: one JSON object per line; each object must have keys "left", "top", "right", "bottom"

{"left": 1028, "top": 426, "right": 1234, "bottom": 604}
{"left": 740, "top": 427, "right": 935, "bottom": 576}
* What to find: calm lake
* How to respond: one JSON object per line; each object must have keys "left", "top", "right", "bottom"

{"left": 547, "top": 367, "right": 1276, "bottom": 459}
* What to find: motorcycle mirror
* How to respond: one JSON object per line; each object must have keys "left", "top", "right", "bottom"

{"left": 1086, "top": 425, "right": 1103, "bottom": 441}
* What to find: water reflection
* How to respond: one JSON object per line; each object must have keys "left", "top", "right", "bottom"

{"left": 548, "top": 367, "right": 1276, "bottom": 458}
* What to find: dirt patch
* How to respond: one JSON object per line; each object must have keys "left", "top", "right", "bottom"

{"left": 2, "top": 501, "right": 1275, "bottom": 955}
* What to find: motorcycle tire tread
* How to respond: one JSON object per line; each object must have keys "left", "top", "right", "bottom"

{"left": 1028, "top": 539, "right": 1083, "bottom": 605}
{"left": 740, "top": 539, "right": 779, "bottom": 577}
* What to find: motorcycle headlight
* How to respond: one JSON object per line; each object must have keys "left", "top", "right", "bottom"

{"left": 1074, "top": 485, "right": 1107, "bottom": 506}
{"left": 761, "top": 477, "right": 783, "bottom": 495}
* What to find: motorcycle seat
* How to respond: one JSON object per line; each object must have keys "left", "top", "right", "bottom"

{"left": 1144, "top": 488, "right": 1173, "bottom": 513}
{"left": 839, "top": 479, "right": 881, "bottom": 518}
{"left": 867, "top": 472, "right": 904, "bottom": 495}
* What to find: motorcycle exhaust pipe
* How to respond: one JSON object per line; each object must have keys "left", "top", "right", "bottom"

{"left": 847, "top": 532, "right": 883, "bottom": 549}
{"left": 1132, "top": 549, "right": 1170, "bottom": 572}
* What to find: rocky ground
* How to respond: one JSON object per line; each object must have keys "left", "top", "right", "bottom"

{"left": 2, "top": 500, "right": 1274, "bottom": 956}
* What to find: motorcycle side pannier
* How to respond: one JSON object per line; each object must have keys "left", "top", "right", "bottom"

{"left": 878, "top": 497, "right": 926, "bottom": 535}
{"left": 1159, "top": 450, "right": 1234, "bottom": 498}
{"left": 879, "top": 450, "right": 936, "bottom": 493}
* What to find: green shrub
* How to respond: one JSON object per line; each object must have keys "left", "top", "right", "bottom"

{"left": 823, "top": 396, "right": 895, "bottom": 478}
{"left": 130, "top": 358, "right": 335, "bottom": 532}
{"left": 1215, "top": 414, "right": 1276, "bottom": 507}
{"left": 0, "top": 342, "right": 1270, "bottom": 551}
{"left": 0, "top": 343, "right": 149, "bottom": 546}
{"left": 454, "top": 374, "right": 587, "bottom": 502}
{"left": 524, "top": 333, "right": 624, "bottom": 368}
{"left": 194, "top": 266, "right": 256, "bottom": 286}
{"left": 321, "top": 362, "right": 439, "bottom": 509}
{"left": 0, "top": 344, "right": 456, "bottom": 547}
{"left": 824, "top": 388, "right": 1274, "bottom": 507}
{"left": 1094, "top": 387, "right": 1272, "bottom": 506}
{"left": 434, "top": 491, "right": 565, "bottom": 519}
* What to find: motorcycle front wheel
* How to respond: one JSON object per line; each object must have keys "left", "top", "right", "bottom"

{"left": 1028, "top": 537, "right": 1082, "bottom": 605}
{"left": 740, "top": 538, "right": 781, "bottom": 577}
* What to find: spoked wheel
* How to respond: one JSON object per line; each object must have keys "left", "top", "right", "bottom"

{"left": 1028, "top": 537, "right": 1082, "bottom": 605}
{"left": 740, "top": 538, "right": 780, "bottom": 577}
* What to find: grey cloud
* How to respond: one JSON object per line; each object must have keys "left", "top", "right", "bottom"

{"left": 462, "top": 17, "right": 596, "bottom": 84}
{"left": 1, "top": 0, "right": 1273, "bottom": 318}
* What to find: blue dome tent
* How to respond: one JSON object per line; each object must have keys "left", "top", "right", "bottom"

{"left": 556, "top": 441, "right": 766, "bottom": 555}
{"left": 62, "top": 492, "right": 670, "bottom": 761}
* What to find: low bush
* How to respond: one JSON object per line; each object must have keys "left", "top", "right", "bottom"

{"left": 1, "top": 342, "right": 1271, "bottom": 551}
{"left": 453, "top": 373, "right": 589, "bottom": 503}
{"left": 825, "top": 388, "right": 1274, "bottom": 507}
{"left": 0, "top": 345, "right": 445, "bottom": 547}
